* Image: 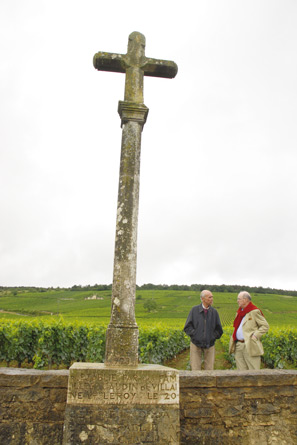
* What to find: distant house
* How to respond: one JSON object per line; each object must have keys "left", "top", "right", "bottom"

{"left": 84, "top": 295, "right": 103, "bottom": 300}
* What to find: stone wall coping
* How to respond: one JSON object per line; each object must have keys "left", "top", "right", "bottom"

{"left": 179, "top": 369, "right": 297, "bottom": 388}
{"left": 0, "top": 367, "right": 69, "bottom": 376}
{"left": 1, "top": 368, "right": 297, "bottom": 389}
{"left": 69, "top": 363, "right": 178, "bottom": 372}
{"left": 0, "top": 367, "right": 69, "bottom": 388}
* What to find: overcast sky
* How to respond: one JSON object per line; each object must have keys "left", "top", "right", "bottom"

{"left": 1, "top": 1, "right": 297, "bottom": 290}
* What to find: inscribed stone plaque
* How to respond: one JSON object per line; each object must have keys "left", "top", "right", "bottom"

{"left": 63, "top": 363, "right": 180, "bottom": 444}
{"left": 67, "top": 363, "right": 179, "bottom": 405}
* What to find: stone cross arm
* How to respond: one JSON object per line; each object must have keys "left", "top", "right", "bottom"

{"left": 93, "top": 52, "right": 178, "bottom": 79}
{"left": 93, "top": 32, "right": 178, "bottom": 103}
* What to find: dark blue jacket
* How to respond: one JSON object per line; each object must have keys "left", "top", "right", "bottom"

{"left": 184, "top": 304, "right": 223, "bottom": 348}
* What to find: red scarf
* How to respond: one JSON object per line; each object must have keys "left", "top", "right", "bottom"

{"left": 232, "top": 302, "right": 264, "bottom": 340}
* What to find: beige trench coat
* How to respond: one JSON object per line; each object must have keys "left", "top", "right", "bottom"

{"left": 229, "top": 309, "right": 269, "bottom": 356}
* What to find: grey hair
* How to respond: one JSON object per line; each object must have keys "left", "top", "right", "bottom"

{"left": 238, "top": 291, "right": 252, "bottom": 301}
{"left": 200, "top": 290, "right": 212, "bottom": 301}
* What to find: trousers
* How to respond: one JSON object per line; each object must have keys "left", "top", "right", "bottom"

{"left": 190, "top": 342, "right": 215, "bottom": 370}
{"left": 234, "top": 341, "right": 261, "bottom": 370}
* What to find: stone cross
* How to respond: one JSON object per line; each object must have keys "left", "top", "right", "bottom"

{"left": 93, "top": 32, "right": 177, "bottom": 367}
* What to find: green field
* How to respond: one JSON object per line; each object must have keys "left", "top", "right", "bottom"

{"left": 0, "top": 288, "right": 296, "bottom": 328}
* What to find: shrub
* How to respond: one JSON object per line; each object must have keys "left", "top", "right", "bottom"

{"left": 143, "top": 299, "right": 157, "bottom": 312}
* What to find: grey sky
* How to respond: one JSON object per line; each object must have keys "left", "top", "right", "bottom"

{"left": 1, "top": 1, "right": 297, "bottom": 290}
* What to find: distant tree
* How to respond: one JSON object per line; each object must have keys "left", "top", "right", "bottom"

{"left": 143, "top": 299, "right": 157, "bottom": 312}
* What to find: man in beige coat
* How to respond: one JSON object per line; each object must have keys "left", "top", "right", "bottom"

{"left": 229, "top": 291, "right": 269, "bottom": 370}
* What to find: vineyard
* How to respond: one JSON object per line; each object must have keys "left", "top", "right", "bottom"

{"left": 0, "top": 319, "right": 190, "bottom": 369}
{"left": 0, "top": 318, "right": 296, "bottom": 370}
{"left": 0, "top": 288, "right": 296, "bottom": 370}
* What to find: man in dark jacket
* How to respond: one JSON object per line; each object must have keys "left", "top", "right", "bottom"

{"left": 184, "top": 290, "right": 223, "bottom": 370}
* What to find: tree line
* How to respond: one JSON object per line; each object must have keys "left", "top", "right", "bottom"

{"left": 1, "top": 283, "right": 296, "bottom": 297}
{"left": 136, "top": 283, "right": 297, "bottom": 297}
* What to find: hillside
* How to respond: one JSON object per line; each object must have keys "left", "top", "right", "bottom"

{"left": 0, "top": 287, "right": 296, "bottom": 328}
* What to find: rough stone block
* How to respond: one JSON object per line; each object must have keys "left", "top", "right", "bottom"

{"left": 0, "top": 421, "right": 63, "bottom": 445}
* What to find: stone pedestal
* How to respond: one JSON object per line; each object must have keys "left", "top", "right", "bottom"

{"left": 63, "top": 363, "right": 180, "bottom": 444}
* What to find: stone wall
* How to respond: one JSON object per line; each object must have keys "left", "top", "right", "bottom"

{"left": 0, "top": 368, "right": 68, "bottom": 444}
{"left": 180, "top": 369, "right": 297, "bottom": 445}
{"left": 0, "top": 368, "right": 296, "bottom": 444}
